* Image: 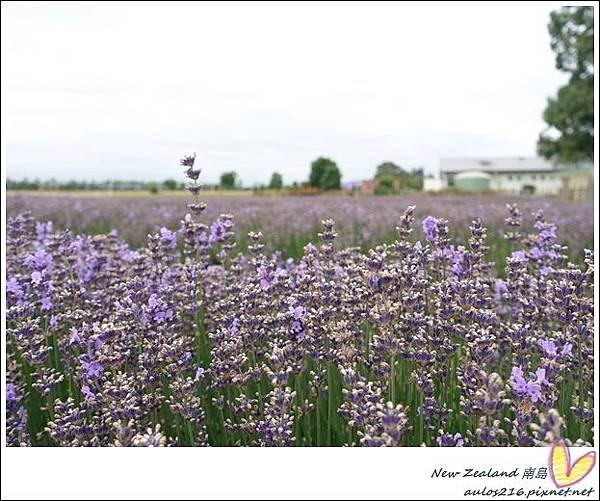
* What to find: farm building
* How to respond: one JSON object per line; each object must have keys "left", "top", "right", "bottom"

{"left": 423, "top": 177, "right": 443, "bottom": 192}
{"left": 361, "top": 179, "right": 377, "bottom": 195}
{"left": 427, "top": 156, "right": 593, "bottom": 197}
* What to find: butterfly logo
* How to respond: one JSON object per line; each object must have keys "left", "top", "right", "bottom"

{"left": 549, "top": 440, "right": 596, "bottom": 488}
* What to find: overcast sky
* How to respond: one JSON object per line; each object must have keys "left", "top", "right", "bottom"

{"left": 2, "top": 2, "right": 568, "bottom": 185}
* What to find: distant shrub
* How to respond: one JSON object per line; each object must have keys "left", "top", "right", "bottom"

{"left": 163, "top": 179, "right": 178, "bottom": 191}
{"left": 374, "top": 177, "right": 395, "bottom": 195}
{"left": 269, "top": 172, "right": 283, "bottom": 190}
{"left": 220, "top": 171, "right": 238, "bottom": 189}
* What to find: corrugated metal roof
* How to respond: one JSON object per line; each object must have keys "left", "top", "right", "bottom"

{"left": 440, "top": 157, "right": 557, "bottom": 174}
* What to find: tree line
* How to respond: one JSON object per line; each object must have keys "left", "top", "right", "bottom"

{"left": 8, "top": 156, "right": 424, "bottom": 194}
{"left": 6, "top": 178, "right": 215, "bottom": 192}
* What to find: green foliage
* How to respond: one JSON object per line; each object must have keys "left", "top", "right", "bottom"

{"left": 148, "top": 183, "right": 159, "bottom": 195}
{"left": 309, "top": 157, "right": 329, "bottom": 187}
{"left": 6, "top": 178, "right": 183, "bottom": 192}
{"left": 162, "top": 179, "right": 178, "bottom": 191}
{"left": 318, "top": 163, "right": 342, "bottom": 191}
{"left": 268, "top": 172, "right": 283, "bottom": 190}
{"left": 405, "top": 167, "right": 424, "bottom": 191}
{"left": 538, "top": 6, "right": 594, "bottom": 163}
{"left": 308, "top": 157, "right": 341, "bottom": 190}
{"left": 538, "top": 78, "right": 594, "bottom": 162}
{"left": 7, "top": 178, "right": 41, "bottom": 190}
{"left": 373, "top": 163, "right": 424, "bottom": 194}
{"left": 220, "top": 171, "right": 238, "bottom": 189}
{"left": 548, "top": 6, "right": 594, "bottom": 78}
{"left": 374, "top": 176, "right": 395, "bottom": 195}
{"left": 375, "top": 161, "right": 406, "bottom": 178}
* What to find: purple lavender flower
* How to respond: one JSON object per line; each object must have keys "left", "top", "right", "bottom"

{"left": 30, "top": 270, "right": 43, "bottom": 285}
{"left": 81, "top": 385, "right": 95, "bottom": 400}
{"left": 209, "top": 220, "right": 227, "bottom": 244}
{"left": 535, "top": 368, "right": 548, "bottom": 387}
{"left": 538, "top": 339, "right": 573, "bottom": 359}
{"left": 41, "top": 296, "right": 53, "bottom": 311}
{"left": 87, "top": 361, "right": 104, "bottom": 378}
{"left": 154, "top": 309, "right": 173, "bottom": 324}
{"left": 292, "top": 305, "right": 305, "bottom": 319}
{"left": 148, "top": 294, "right": 159, "bottom": 309}
{"left": 510, "top": 250, "right": 527, "bottom": 262}
{"left": 194, "top": 367, "right": 206, "bottom": 381}
{"left": 69, "top": 327, "right": 81, "bottom": 345}
{"left": 511, "top": 367, "right": 541, "bottom": 402}
{"left": 159, "top": 227, "right": 177, "bottom": 248}
{"left": 448, "top": 245, "right": 466, "bottom": 277}
{"left": 538, "top": 339, "right": 558, "bottom": 358}
{"left": 35, "top": 221, "right": 53, "bottom": 241}
{"left": 80, "top": 357, "right": 103, "bottom": 379}
{"left": 437, "top": 432, "right": 465, "bottom": 447}
{"left": 560, "top": 343, "right": 573, "bottom": 357}
{"left": 6, "top": 383, "right": 17, "bottom": 403}
{"left": 494, "top": 278, "right": 508, "bottom": 297}
{"left": 7, "top": 277, "right": 23, "bottom": 297}
{"left": 179, "top": 351, "right": 193, "bottom": 366}
{"left": 257, "top": 265, "right": 273, "bottom": 291}
{"left": 422, "top": 215, "right": 438, "bottom": 241}
{"left": 530, "top": 246, "right": 544, "bottom": 259}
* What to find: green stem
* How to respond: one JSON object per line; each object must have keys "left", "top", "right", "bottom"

{"left": 390, "top": 355, "right": 396, "bottom": 403}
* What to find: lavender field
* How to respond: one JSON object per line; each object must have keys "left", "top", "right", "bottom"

{"left": 6, "top": 191, "right": 595, "bottom": 263}
{"left": 5, "top": 171, "right": 595, "bottom": 447}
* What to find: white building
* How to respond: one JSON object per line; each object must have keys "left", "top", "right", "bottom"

{"left": 438, "top": 156, "right": 563, "bottom": 195}
{"left": 423, "top": 177, "right": 444, "bottom": 192}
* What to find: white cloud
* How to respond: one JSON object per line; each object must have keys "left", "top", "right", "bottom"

{"left": 2, "top": 2, "right": 567, "bottom": 184}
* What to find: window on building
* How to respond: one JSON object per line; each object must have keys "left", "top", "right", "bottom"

{"left": 531, "top": 175, "right": 537, "bottom": 180}
{"left": 447, "top": 175, "right": 455, "bottom": 187}
{"left": 516, "top": 175, "right": 521, "bottom": 181}
{"left": 540, "top": 174, "right": 546, "bottom": 180}
{"left": 508, "top": 175, "right": 513, "bottom": 180}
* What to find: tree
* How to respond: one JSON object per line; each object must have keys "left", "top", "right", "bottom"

{"left": 163, "top": 179, "right": 178, "bottom": 191}
{"left": 375, "top": 161, "right": 406, "bottom": 178}
{"left": 538, "top": 7, "right": 594, "bottom": 163}
{"left": 548, "top": 7, "right": 593, "bottom": 79}
{"left": 407, "top": 167, "right": 424, "bottom": 190}
{"left": 308, "top": 157, "right": 342, "bottom": 190}
{"left": 220, "top": 171, "right": 238, "bottom": 189}
{"left": 375, "top": 177, "right": 395, "bottom": 195}
{"left": 309, "top": 157, "right": 333, "bottom": 187}
{"left": 319, "top": 163, "right": 342, "bottom": 191}
{"left": 372, "top": 162, "right": 424, "bottom": 193}
{"left": 269, "top": 172, "right": 283, "bottom": 190}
